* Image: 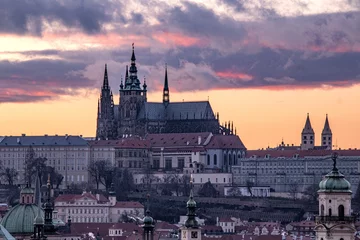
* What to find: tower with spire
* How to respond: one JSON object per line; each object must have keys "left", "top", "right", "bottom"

{"left": 163, "top": 64, "right": 169, "bottom": 107}
{"left": 322, "top": 114, "right": 332, "bottom": 150}
{"left": 142, "top": 195, "right": 154, "bottom": 240}
{"left": 118, "top": 43, "right": 147, "bottom": 137}
{"left": 301, "top": 113, "right": 315, "bottom": 150}
{"left": 315, "top": 152, "right": 355, "bottom": 240}
{"left": 44, "top": 174, "right": 55, "bottom": 232}
{"left": 96, "top": 64, "right": 117, "bottom": 140}
{"left": 181, "top": 179, "right": 201, "bottom": 240}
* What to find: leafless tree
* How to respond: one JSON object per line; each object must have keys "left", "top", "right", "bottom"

{"left": 246, "top": 180, "right": 254, "bottom": 197}
{"left": 289, "top": 182, "right": 299, "bottom": 200}
{"left": 1, "top": 168, "right": 18, "bottom": 186}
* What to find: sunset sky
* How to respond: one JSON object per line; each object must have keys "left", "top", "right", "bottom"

{"left": 0, "top": 0, "right": 360, "bottom": 150}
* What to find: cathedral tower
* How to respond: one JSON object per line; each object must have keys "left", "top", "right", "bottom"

{"left": 118, "top": 44, "right": 147, "bottom": 137}
{"left": 315, "top": 152, "right": 355, "bottom": 240}
{"left": 301, "top": 113, "right": 315, "bottom": 150}
{"left": 96, "top": 64, "right": 117, "bottom": 140}
{"left": 322, "top": 114, "right": 333, "bottom": 150}
{"left": 181, "top": 181, "right": 201, "bottom": 240}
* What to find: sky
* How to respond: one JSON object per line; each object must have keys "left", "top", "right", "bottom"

{"left": 0, "top": 0, "right": 360, "bottom": 150}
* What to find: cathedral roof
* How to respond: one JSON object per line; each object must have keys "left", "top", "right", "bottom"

{"left": 148, "top": 132, "right": 211, "bottom": 148}
{"left": 136, "top": 101, "right": 215, "bottom": 121}
{"left": 0, "top": 135, "right": 88, "bottom": 146}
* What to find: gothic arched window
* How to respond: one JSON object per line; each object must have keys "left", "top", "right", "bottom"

{"left": 213, "top": 155, "right": 217, "bottom": 165}
{"left": 328, "top": 208, "right": 332, "bottom": 217}
{"left": 321, "top": 204, "right": 324, "bottom": 216}
{"left": 207, "top": 155, "right": 210, "bottom": 165}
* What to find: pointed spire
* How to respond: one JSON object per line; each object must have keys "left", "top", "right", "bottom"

{"left": 125, "top": 65, "right": 129, "bottom": 80}
{"left": 131, "top": 43, "right": 136, "bottom": 62}
{"left": 143, "top": 76, "right": 147, "bottom": 90}
{"left": 185, "top": 175, "right": 198, "bottom": 228}
{"left": 120, "top": 75, "right": 124, "bottom": 90}
{"left": 322, "top": 114, "right": 332, "bottom": 135}
{"left": 102, "top": 64, "right": 109, "bottom": 89}
{"left": 302, "top": 113, "right": 314, "bottom": 134}
{"left": 163, "top": 64, "right": 170, "bottom": 106}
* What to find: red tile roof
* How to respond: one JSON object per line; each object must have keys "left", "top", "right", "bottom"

{"left": 154, "top": 221, "right": 179, "bottom": 231}
{"left": 218, "top": 216, "right": 235, "bottom": 222}
{"left": 55, "top": 192, "right": 109, "bottom": 203}
{"left": 112, "top": 201, "right": 144, "bottom": 208}
{"left": 206, "top": 135, "right": 246, "bottom": 150}
{"left": 147, "top": 132, "right": 211, "bottom": 148}
{"left": 70, "top": 222, "right": 142, "bottom": 236}
{"left": 246, "top": 149, "right": 360, "bottom": 158}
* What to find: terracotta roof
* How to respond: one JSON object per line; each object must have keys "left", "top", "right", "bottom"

{"left": 246, "top": 149, "right": 360, "bottom": 158}
{"left": 206, "top": 135, "right": 246, "bottom": 150}
{"left": 55, "top": 192, "right": 109, "bottom": 203}
{"left": 112, "top": 201, "right": 144, "bottom": 208}
{"left": 88, "top": 138, "right": 150, "bottom": 149}
{"left": 218, "top": 217, "right": 235, "bottom": 222}
{"left": 147, "top": 132, "right": 211, "bottom": 148}
{"left": 289, "top": 220, "right": 315, "bottom": 227}
{"left": 70, "top": 222, "right": 142, "bottom": 237}
{"left": 154, "top": 221, "right": 179, "bottom": 231}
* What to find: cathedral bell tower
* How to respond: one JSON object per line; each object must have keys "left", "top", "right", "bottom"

{"left": 321, "top": 114, "right": 333, "bottom": 150}
{"left": 181, "top": 180, "right": 201, "bottom": 240}
{"left": 315, "top": 152, "right": 355, "bottom": 240}
{"left": 301, "top": 113, "right": 315, "bottom": 150}
{"left": 118, "top": 43, "right": 147, "bottom": 137}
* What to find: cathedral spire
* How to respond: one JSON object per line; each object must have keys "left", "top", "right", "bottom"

{"left": 102, "top": 64, "right": 109, "bottom": 89}
{"left": 163, "top": 64, "right": 170, "bottom": 106}
{"left": 302, "top": 113, "right": 314, "bottom": 134}
{"left": 322, "top": 114, "right": 332, "bottom": 135}
{"left": 131, "top": 43, "right": 136, "bottom": 62}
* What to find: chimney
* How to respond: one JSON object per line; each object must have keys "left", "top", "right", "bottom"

{"left": 198, "top": 136, "right": 201, "bottom": 145}
{"left": 21, "top": 133, "right": 26, "bottom": 137}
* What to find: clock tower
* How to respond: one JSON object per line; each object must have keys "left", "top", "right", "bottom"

{"left": 181, "top": 183, "right": 201, "bottom": 240}
{"left": 315, "top": 152, "right": 356, "bottom": 240}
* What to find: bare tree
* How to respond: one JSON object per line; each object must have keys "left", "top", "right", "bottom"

{"left": 1, "top": 168, "right": 18, "bottom": 185}
{"left": 88, "top": 160, "right": 113, "bottom": 190}
{"left": 303, "top": 184, "right": 318, "bottom": 202}
{"left": 24, "top": 150, "right": 47, "bottom": 186}
{"left": 42, "top": 166, "right": 64, "bottom": 189}
{"left": 181, "top": 175, "right": 191, "bottom": 196}
{"left": 198, "top": 181, "right": 218, "bottom": 197}
{"left": 227, "top": 187, "right": 242, "bottom": 197}
{"left": 246, "top": 180, "right": 254, "bottom": 197}
{"left": 289, "top": 182, "right": 299, "bottom": 200}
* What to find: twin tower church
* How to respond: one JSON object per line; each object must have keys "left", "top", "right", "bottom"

{"left": 96, "top": 44, "right": 234, "bottom": 140}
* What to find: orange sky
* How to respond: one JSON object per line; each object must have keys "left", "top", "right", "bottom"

{"left": 1, "top": 85, "right": 359, "bottom": 150}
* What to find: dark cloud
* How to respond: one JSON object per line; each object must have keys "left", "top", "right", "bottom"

{"left": 131, "top": 12, "right": 144, "bottom": 24}
{"left": 223, "top": 0, "right": 246, "bottom": 12}
{"left": 0, "top": 59, "right": 95, "bottom": 103}
{"left": 0, "top": 0, "right": 119, "bottom": 35}
{"left": 162, "top": 2, "right": 247, "bottom": 40}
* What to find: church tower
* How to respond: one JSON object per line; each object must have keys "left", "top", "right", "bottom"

{"left": 142, "top": 195, "right": 154, "bottom": 240}
{"left": 118, "top": 44, "right": 147, "bottom": 137}
{"left": 96, "top": 64, "right": 117, "bottom": 140}
{"left": 44, "top": 175, "right": 55, "bottom": 232}
{"left": 322, "top": 114, "right": 333, "bottom": 150}
{"left": 301, "top": 113, "right": 315, "bottom": 150}
{"left": 315, "top": 152, "right": 355, "bottom": 240}
{"left": 163, "top": 64, "right": 170, "bottom": 107}
{"left": 181, "top": 181, "right": 201, "bottom": 240}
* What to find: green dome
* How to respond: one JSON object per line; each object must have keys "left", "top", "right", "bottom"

{"left": 34, "top": 214, "right": 44, "bottom": 225}
{"left": 187, "top": 198, "right": 196, "bottom": 208}
{"left": 143, "top": 215, "right": 154, "bottom": 225}
{"left": 1, "top": 204, "right": 44, "bottom": 234}
{"left": 319, "top": 170, "right": 351, "bottom": 193}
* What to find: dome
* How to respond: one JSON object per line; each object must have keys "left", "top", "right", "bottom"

{"left": 1, "top": 204, "right": 44, "bottom": 234}
{"left": 20, "top": 187, "right": 34, "bottom": 195}
{"left": 187, "top": 198, "right": 196, "bottom": 208}
{"left": 143, "top": 215, "right": 154, "bottom": 225}
{"left": 319, "top": 170, "right": 351, "bottom": 192}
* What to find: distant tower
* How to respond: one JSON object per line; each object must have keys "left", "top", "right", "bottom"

{"left": 180, "top": 180, "right": 201, "bottom": 240}
{"left": 315, "top": 152, "right": 355, "bottom": 240}
{"left": 142, "top": 195, "right": 154, "bottom": 240}
{"left": 301, "top": 113, "right": 315, "bottom": 150}
{"left": 118, "top": 44, "right": 147, "bottom": 137}
{"left": 32, "top": 174, "right": 46, "bottom": 240}
{"left": 44, "top": 175, "right": 55, "bottom": 232}
{"left": 163, "top": 64, "right": 170, "bottom": 107}
{"left": 322, "top": 114, "right": 333, "bottom": 150}
{"left": 96, "top": 64, "right": 117, "bottom": 140}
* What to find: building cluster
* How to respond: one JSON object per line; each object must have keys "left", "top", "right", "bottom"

{"left": 0, "top": 153, "right": 358, "bottom": 240}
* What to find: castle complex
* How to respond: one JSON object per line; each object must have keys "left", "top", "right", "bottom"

{"left": 96, "top": 44, "right": 233, "bottom": 140}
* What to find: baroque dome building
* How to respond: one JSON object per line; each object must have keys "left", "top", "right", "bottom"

{"left": 0, "top": 184, "right": 44, "bottom": 235}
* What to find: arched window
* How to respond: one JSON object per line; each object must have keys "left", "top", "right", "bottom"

{"left": 207, "top": 155, "right": 210, "bottom": 165}
{"left": 213, "top": 155, "right": 217, "bottom": 165}
{"left": 321, "top": 204, "right": 324, "bottom": 216}
{"left": 27, "top": 196, "right": 29, "bottom": 203}
{"left": 328, "top": 208, "right": 332, "bottom": 217}
{"left": 338, "top": 205, "right": 344, "bottom": 219}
